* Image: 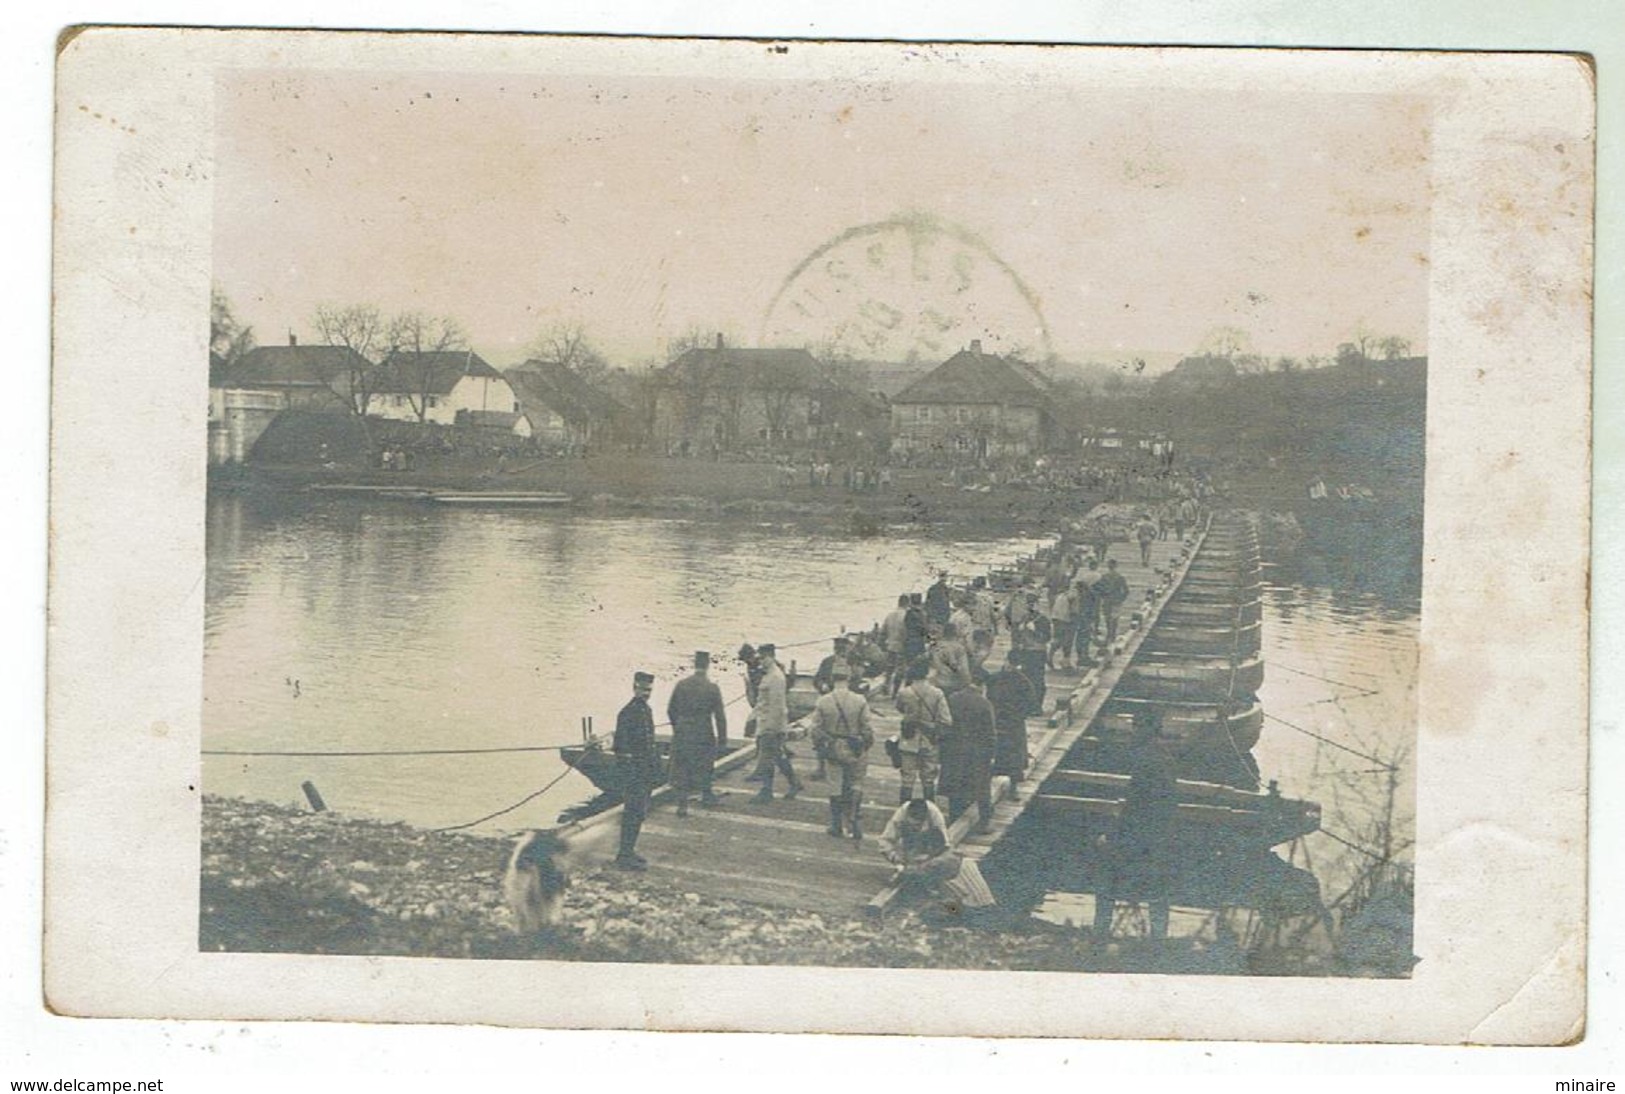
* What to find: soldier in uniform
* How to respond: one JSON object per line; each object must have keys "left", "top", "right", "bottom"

{"left": 811, "top": 673, "right": 874, "bottom": 841}
{"left": 749, "top": 644, "right": 804, "bottom": 803}
{"left": 667, "top": 650, "right": 729, "bottom": 818}
{"left": 1095, "top": 559, "right": 1131, "bottom": 650}
{"left": 987, "top": 649, "right": 1036, "bottom": 795}
{"left": 612, "top": 671, "right": 659, "bottom": 870}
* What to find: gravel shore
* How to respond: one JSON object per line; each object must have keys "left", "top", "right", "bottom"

{"left": 201, "top": 796, "right": 1248, "bottom": 972}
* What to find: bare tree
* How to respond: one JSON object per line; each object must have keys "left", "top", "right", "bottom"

{"left": 666, "top": 325, "right": 737, "bottom": 362}
{"left": 1196, "top": 325, "right": 1254, "bottom": 360}
{"left": 1344, "top": 322, "right": 1392, "bottom": 362}
{"left": 758, "top": 376, "right": 805, "bottom": 447}
{"left": 385, "top": 312, "right": 469, "bottom": 423}
{"left": 210, "top": 285, "right": 256, "bottom": 365}
{"left": 1377, "top": 335, "right": 1413, "bottom": 361}
{"left": 312, "top": 303, "right": 385, "bottom": 417}
{"left": 527, "top": 320, "right": 609, "bottom": 381}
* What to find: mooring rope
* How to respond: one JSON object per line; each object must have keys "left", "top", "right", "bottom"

{"left": 1314, "top": 825, "right": 1394, "bottom": 862}
{"left": 203, "top": 743, "right": 584, "bottom": 758}
{"left": 432, "top": 757, "right": 586, "bottom": 833}
{"left": 1263, "top": 711, "right": 1397, "bottom": 770}
{"left": 1270, "top": 661, "right": 1380, "bottom": 696}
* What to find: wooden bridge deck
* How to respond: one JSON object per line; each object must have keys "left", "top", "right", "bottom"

{"left": 569, "top": 530, "right": 1206, "bottom": 918}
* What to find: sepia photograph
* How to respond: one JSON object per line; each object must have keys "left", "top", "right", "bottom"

{"left": 44, "top": 29, "right": 1592, "bottom": 1042}
{"left": 199, "top": 52, "right": 1426, "bottom": 976}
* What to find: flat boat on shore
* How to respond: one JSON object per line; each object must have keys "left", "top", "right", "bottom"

{"left": 429, "top": 490, "right": 573, "bottom": 507}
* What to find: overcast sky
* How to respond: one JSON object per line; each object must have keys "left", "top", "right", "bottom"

{"left": 214, "top": 66, "right": 1430, "bottom": 369}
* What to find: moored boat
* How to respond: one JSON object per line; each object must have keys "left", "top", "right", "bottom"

{"left": 429, "top": 490, "right": 572, "bottom": 506}
{"left": 1143, "top": 619, "right": 1262, "bottom": 657}
{"left": 1118, "top": 653, "right": 1265, "bottom": 702}
{"left": 1162, "top": 599, "right": 1262, "bottom": 627}
{"left": 1098, "top": 695, "right": 1264, "bottom": 751}
{"left": 1035, "top": 767, "right": 1317, "bottom": 846}
{"left": 1170, "top": 581, "right": 1264, "bottom": 603}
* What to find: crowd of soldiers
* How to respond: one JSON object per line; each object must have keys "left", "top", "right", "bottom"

{"left": 606, "top": 546, "right": 1148, "bottom": 913}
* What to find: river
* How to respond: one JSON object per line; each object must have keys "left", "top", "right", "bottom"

{"left": 203, "top": 492, "right": 1419, "bottom": 910}
{"left": 202, "top": 492, "right": 1047, "bottom": 831}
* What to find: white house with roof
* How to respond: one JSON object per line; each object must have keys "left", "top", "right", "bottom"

{"left": 369, "top": 350, "right": 531, "bottom": 436}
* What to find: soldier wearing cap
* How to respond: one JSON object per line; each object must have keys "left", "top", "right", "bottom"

{"left": 667, "top": 650, "right": 729, "bottom": 817}
{"left": 613, "top": 670, "right": 659, "bottom": 870}
{"left": 749, "top": 643, "right": 804, "bottom": 804}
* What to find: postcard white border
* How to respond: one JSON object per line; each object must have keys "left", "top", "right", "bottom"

{"left": 43, "top": 29, "right": 1593, "bottom": 1046}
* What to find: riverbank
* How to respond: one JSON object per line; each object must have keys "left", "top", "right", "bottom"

{"left": 214, "top": 454, "right": 1105, "bottom": 537}
{"left": 201, "top": 795, "right": 1254, "bottom": 972}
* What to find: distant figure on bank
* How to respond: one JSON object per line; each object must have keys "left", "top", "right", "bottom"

{"left": 1094, "top": 710, "right": 1180, "bottom": 940}
{"left": 612, "top": 670, "right": 659, "bottom": 870}
{"left": 750, "top": 644, "right": 803, "bottom": 804}
{"left": 503, "top": 829, "right": 570, "bottom": 936}
{"left": 667, "top": 650, "right": 728, "bottom": 817}
{"left": 942, "top": 673, "right": 997, "bottom": 833}
{"left": 811, "top": 672, "right": 874, "bottom": 840}
{"left": 878, "top": 798, "right": 996, "bottom": 920}
{"left": 1095, "top": 559, "right": 1130, "bottom": 650}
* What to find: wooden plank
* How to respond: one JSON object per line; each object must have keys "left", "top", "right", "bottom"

{"left": 1048, "top": 768, "right": 1291, "bottom": 810}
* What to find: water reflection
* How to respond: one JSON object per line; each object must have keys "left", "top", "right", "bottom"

{"left": 204, "top": 493, "right": 1421, "bottom": 920}
{"left": 203, "top": 493, "right": 1044, "bottom": 830}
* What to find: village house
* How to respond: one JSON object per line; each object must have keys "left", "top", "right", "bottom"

{"left": 208, "top": 339, "right": 371, "bottom": 464}
{"left": 370, "top": 350, "right": 531, "bottom": 437}
{"left": 649, "top": 335, "right": 886, "bottom": 455}
{"left": 1152, "top": 354, "right": 1238, "bottom": 394}
{"left": 505, "top": 359, "right": 629, "bottom": 449}
{"left": 888, "top": 340, "right": 1056, "bottom": 459}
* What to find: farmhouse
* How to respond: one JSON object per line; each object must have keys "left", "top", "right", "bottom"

{"left": 506, "top": 359, "right": 629, "bottom": 449}
{"left": 371, "top": 350, "right": 529, "bottom": 436}
{"left": 888, "top": 340, "right": 1055, "bottom": 459}
{"left": 649, "top": 336, "right": 885, "bottom": 455}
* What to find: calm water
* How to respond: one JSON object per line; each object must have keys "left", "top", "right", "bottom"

{"left": 203, "top": 493, "right": 1419, "bottom": 908}
{"left": 203, "top": 493, "right": 1047, "bottom": 831}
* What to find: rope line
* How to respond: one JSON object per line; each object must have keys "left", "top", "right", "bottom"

{"left": 432, "top": 759, "right": 584, "bottom": 833}
{"left": 1263, "top": 712, "right": 1397, "bottom": 770}
{"left": 1270, "top": 661, "right": 1380, "bottom": 696}
{"left": 1313, "top": 825, "right": 1391, "bottom": 861}
{"left": 204, "top": 743, "right": 582, "bottom": 758}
